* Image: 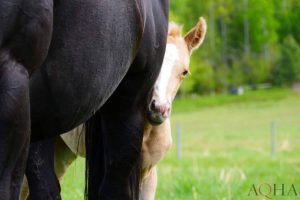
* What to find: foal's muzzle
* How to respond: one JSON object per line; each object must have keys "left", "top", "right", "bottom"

{"left": 147, "top": 99, "right": 170, "bottom": 125}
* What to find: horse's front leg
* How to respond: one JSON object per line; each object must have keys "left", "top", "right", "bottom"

{"left": 0, "top": 56, "right": 30, "bottom": 200}
{"left": 139, "top": 167, "right": 157, "bottom": 200}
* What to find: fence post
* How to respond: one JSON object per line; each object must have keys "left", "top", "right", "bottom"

{"left": 271, "top": 121, "right": 276, "bottom": 157}
{"left": 176, "top": 122, "right": 182, "bottom": 159}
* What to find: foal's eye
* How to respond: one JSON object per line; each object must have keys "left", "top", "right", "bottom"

{"left": 180, "top": 70, "right": 189, "bottom": 79}
{"left": 181, "top": 70, "right": 190, "bottom": 78}
{"left": 182, "top": 70, "right": 189, "bottom": 76}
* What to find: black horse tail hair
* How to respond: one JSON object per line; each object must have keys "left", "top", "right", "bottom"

{"left": 84, "top": 110, "right": 142, "bottom": 200}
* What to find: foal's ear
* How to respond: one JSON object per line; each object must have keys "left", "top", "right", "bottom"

{"left": 184, "top": 17, "right": 207, "bottom": 53}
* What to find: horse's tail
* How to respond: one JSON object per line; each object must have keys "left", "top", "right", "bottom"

{"left": 84, "top": 111, "right": 142, "bottom": 200}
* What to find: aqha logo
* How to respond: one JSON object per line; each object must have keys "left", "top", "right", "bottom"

{"left": 248, "top": 183, "right": 298, "bottom": 199}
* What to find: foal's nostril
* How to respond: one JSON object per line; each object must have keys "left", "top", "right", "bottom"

{"left": 150, "top": 100, "right": 156, "bottom": 112}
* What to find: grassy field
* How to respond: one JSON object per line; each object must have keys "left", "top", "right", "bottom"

{"left": 61, "top": 88, "right": 300, "bottom": 200}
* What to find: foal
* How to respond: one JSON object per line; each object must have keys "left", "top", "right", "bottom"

{"left": 140, "top": 17, "right": 207, "bottom": 199}
{"left": 21, "top": 17, "right": 207, "bottom": 200}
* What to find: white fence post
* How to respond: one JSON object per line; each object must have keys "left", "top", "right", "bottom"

{"left": 271, "top": 121, "right": 277, "bottom": 157}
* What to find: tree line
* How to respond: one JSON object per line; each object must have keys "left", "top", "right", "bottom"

{"left": 170, "top": 0, "right": 300, "bottom": 94}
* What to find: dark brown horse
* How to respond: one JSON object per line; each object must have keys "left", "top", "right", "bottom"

{"left": 21, "top": 18, "right": 207, "bottom": 200}
{"left": 0, "top": 0, "right": 169, "bottom": 199}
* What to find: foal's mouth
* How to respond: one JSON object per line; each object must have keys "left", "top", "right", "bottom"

{"left": 146, "top": 110, "right": 168, "bottom": 125}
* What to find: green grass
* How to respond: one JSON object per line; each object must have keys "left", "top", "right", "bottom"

{"left": 61, "top": 88, "right": 300, "bottom": 200}
{"left": 173, "top": 88, "right": 297, "bottom": 113}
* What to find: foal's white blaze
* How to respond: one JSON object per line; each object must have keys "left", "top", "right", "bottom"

{"left": 154, "top": 43, "right": 179, "bottom": 103}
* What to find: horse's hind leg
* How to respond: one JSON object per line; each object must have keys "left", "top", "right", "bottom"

{"left": 25, "top": 139, "right": 61, "bottom": 200}
{"left": 21, "top": 137, "right": 77, "bottom": 200}
{"left": 0, "top": 56, "right": 30, "bottom": 200}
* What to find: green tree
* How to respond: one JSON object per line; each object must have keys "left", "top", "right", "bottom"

{"left": 170, "top": 0, "right": 299, "bottom": 94}
{"left": 272, "top": 36, "right": 300, "bottom": 85}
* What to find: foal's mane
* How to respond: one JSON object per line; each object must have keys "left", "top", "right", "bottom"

{"left": 168, "top": 22, "right": 183, "bottom": 38}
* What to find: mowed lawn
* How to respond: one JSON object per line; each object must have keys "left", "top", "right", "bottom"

{"left": 61, "top": 88, "right": 300, "bottom": 200}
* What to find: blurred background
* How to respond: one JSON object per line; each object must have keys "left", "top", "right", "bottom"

{"left": 61, "top": 0, "right": 300, "bottom": 199}
{"left": 171, "top": 0, "right": 300, "bottom": 95}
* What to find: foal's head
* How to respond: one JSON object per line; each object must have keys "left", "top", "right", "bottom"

{"left": 147, "top": 17, "right": 207, "bottom": 125}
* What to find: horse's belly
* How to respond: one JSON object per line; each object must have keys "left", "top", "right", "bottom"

{"left": 30, "top": 61, "right": 125, "bottom": 139}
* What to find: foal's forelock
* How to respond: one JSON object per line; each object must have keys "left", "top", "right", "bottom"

{"left": 168, "top": 22, "right": 183, "bottom": 38}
